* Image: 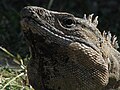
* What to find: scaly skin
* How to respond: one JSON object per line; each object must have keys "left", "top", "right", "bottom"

{"left": 20, "top": 6, "right": 120, "bottom": 90}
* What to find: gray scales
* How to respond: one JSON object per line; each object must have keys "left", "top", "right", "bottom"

{"left": 20, "top": 6, "right": 120, "bottom": 90}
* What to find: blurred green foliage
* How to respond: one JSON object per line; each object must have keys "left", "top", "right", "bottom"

{"left": 0, "top": 0, "right": 120, "bottom": 57}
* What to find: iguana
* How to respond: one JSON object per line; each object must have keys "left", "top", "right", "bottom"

{"left": 20, "top": 6, "right": 120, "bottom": 90}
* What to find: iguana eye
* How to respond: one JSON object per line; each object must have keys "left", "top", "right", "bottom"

{"left": 62, "top": 18, "right": 75, "bottom": 28}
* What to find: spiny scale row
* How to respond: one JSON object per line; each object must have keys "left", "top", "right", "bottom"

{"left": 84, "top": 14, "right": 98, "bottom": 27}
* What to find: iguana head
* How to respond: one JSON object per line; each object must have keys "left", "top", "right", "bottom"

{"left": 20, "top": 6, "right": 120, "bottom": 90}
{"left": 20, "top": 6, "right": 103, "bottom": 50}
